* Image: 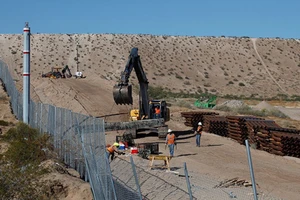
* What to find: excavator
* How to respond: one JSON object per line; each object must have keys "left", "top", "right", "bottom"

{"left": 42, "top": 65, "right": 72, "bottom": 79}
{"left": 61, "top": 65, "right": 72, "bottom": 78}
{"left": 113, "top": 47, "right": 170, "bottom": 139}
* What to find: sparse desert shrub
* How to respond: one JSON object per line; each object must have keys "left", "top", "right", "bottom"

{"left": 0, "top": 122, "right": 53, "bottom": 199}
{"left": 174, "top": 100, "right": 192, "bottom": 109}
{"left": 238, "top": 82, "right": 245, "bottom": 86}
{"left": 215, "top": 105, "right": 288, "bottom": 118}
{"left": 183, "top": 81, "right": 191, "bottom": 85}
{"left": 175, "top": 73, "right": 183, "bottom": 79}
{"left": 0, "top": 120, "right": 9, "bottom": 126}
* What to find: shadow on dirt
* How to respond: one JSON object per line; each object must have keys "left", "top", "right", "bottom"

{"left": 176, "top": 153, "right": 197, "bottom": 157}
{"left": 201, "top": 144, "right": 224, "bottom": 147}
{"left": 173, "top": 129, "right": 194, "bottom": 137}
{"left": 136, "top": 131, "right": 159, "bottom": 138}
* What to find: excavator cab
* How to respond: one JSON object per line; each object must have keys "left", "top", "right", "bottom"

{"left": 149, "top": 100, "right": 170, "bottom": 122}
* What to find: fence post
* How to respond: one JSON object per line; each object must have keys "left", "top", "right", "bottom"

{"left": 184, "top": 162, "right": 193, "bottom": 200}
{"left": 245, "top": 140, "right": 258, "bottom": 200}
{"left": 40, "top": 103, "right": 43, "bottom": 133}
{"left": 130, "top": 156, "right": 143, "bottom": 200}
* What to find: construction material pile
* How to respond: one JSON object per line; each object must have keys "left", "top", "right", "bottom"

{"left": 245, "top": 119, "right": 280, "bottom": 152}
{"left": 226, "top": 116, "right": 264, "bottom": 144}
{"left": 181, "top": 111, "right": 219, "bottom": 128}
{"left": 268, "top": 128, "right": 300, "bottom": 158}
{"left": 203, "top": 115, "right": 228, "bottom": 137}
{"left": 181, "top": 111, "right": 300, "bottom": 158}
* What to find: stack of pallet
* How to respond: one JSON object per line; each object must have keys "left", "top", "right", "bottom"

{"left": 181, "top": 111, "right": 219, "bottom": 128}
{"left": 269, "top": 128, "right": 300, "bottom": 158}
{"left": 244, "top": 119, "right": 280, "bottom": 150}
{"left": 203, "top": 115, "right": 228, "bottom": 137}
{"left": 226, "top": 116, "right": 264, "bottom": 144}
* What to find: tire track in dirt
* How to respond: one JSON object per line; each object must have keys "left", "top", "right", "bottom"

{"left": 251, "top": 38, "right": 288, "bottom": 95}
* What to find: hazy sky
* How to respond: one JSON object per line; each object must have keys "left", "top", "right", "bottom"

{"left": 0, "top": 0, "right": 299, "bottom": 38}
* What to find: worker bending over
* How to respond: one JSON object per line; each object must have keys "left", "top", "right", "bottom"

{"left": 106, "top": 143, "right": 121, "bottom": 161}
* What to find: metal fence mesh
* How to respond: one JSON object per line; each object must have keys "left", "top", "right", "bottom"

{"left": 0, "top": 60, "right": 117, "bottom": 199}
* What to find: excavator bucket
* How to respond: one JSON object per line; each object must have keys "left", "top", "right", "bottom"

{"left": 113, "top": 85, "right": 133, "bottom": 105}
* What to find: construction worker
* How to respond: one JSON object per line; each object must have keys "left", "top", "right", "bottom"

{"left": 106, "top": 142, "right": 120, "bottom": 161}
{"left": 165, "top": 129, "right": 176, "bottom": 157}
{"left": 195, "top": 122, "right": 203, "bottom": 147}
{"left": 154, "top": 106, "right": 161, "bottom": 119}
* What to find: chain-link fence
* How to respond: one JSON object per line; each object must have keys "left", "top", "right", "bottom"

{"left": 0, "top": 60, "right": 122, "bottom": 199}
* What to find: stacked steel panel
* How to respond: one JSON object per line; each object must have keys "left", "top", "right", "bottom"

{"left": 181, "top": 111, "right": 219, "bottom": 129}
{"left": 268, "top": 128, "right": 300, "bottom": 158}
{"left": 226, "top": 116, "right": 264, "bottom": 144}
{"left": 203, "top": 115, "right": 228, "bottom": 137}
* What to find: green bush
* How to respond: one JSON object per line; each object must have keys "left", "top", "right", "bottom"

{"left": 2, "top": 122, "right": 52, "bottom": 167}
{"left": 0, "top": 120, "right": 9, "bottom": 126}
{"left": 214, "top": 105, "right": 288, "bottom": 119}
{"left": 0, "top": 122, "right": 53, "bottom": 199}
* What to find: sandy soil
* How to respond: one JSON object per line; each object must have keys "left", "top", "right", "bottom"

{"left": 1, "top": 34, "right": 300, "bottom": 99}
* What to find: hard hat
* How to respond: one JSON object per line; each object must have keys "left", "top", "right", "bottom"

{"left": 198, "top": 122, "right": 202, "bottom": 126}
{"left": 113, "top": 142, "right": 119, "bottom": 147}
{"left": 168, "top": 129, "right": 172, "bottom": 133}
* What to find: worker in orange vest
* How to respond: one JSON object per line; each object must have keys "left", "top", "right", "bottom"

{"left": 154, "top": 106, "right": 161, "bottom": 119}
{"left": 165, "top": 129, "right": 176, "bottom": 157}
{"left": 106, "top": 142, "right": 120, "bottom": 161}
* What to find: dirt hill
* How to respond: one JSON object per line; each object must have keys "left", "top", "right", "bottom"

{"left": 1, "top": 35, "right": 300, "bottom": 97}
{"left": 0, "top": 34, "right": 300, "bottom": 118}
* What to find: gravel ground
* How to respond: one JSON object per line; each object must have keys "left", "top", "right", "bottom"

{"left": 110, "top": 155, "right": 281, "bottom": 200}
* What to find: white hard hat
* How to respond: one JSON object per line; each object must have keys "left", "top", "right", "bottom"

{"left": 198, "top": 122, "right": 202, "bottom": 125}
{"left": 168, "top": 129, "right": 172, "bottom": 133}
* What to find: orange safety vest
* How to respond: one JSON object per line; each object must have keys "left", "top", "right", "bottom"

{"left": 155, "top": 108, "right": 161, "bottom": 114}
{"left": 167, "top": 134, "right": 175, "bottom": 145}
{"left": 107, "top": 146, "right": 114, "bottom": 153}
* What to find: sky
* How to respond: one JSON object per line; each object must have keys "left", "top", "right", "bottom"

{"left": 0, "top": 0, "right": 299, "bottom": 38}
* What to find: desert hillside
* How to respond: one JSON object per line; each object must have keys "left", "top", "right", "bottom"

{"left": 0, "top": 34, "right": 299, "bottom": 117}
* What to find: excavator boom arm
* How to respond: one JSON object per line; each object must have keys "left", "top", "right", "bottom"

{"left": 113, "top": 48, "right": 150, "bottom": 118}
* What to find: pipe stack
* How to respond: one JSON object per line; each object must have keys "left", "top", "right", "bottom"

{"left": 181, "top": 111, "right": 219, "bottom": 129}
{"left": 226, "top": 116, "right": 264, "bottom": 144}
{"left": 244, "top": 119, "right": 280, "bottom": 150}
{"left": 181, "top": 112, "right": 300, "bottom": 159}
{"left": 203, "top": 115, "right": 228, "bottom": 137}
{"left": 269, "top": 128, "right": 300, "bottom": 158}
